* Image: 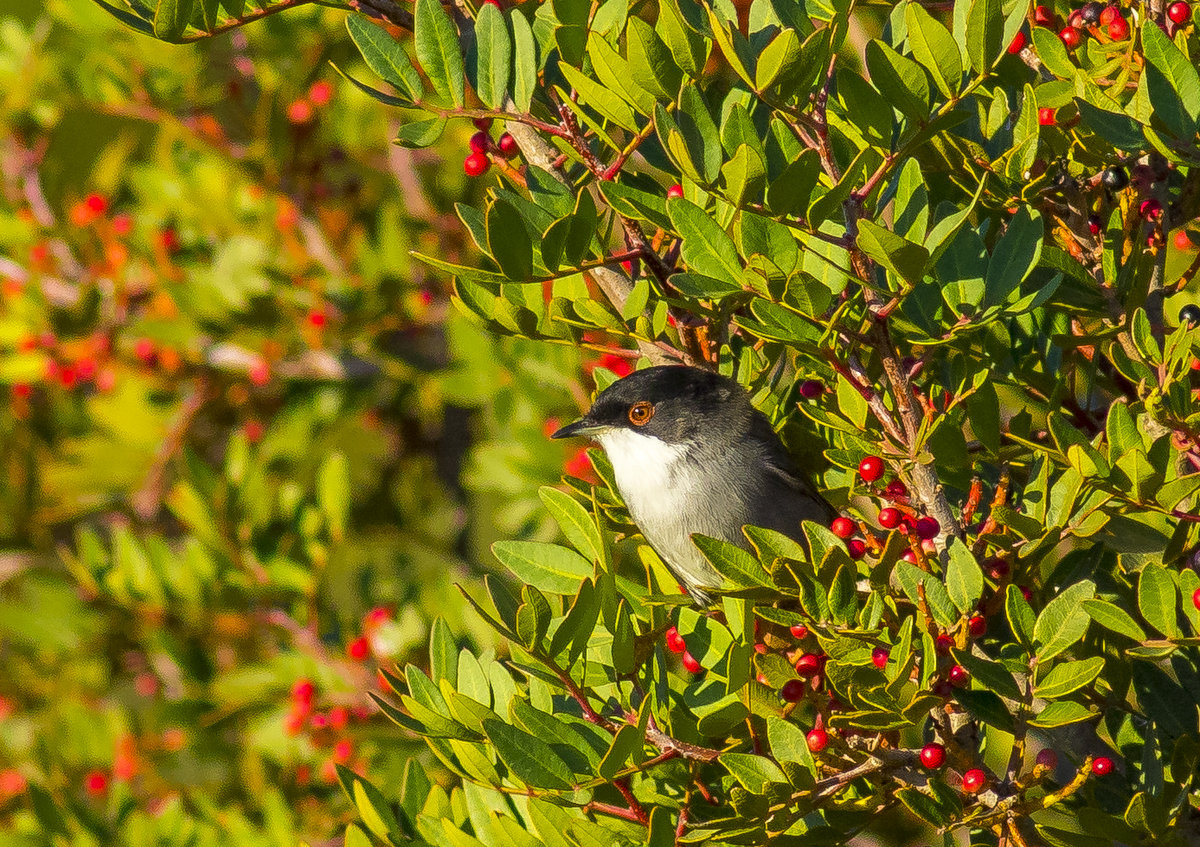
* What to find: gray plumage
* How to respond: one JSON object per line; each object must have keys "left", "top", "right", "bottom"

{"left": 552, "top": 365, "right": 834, "bottom": 602}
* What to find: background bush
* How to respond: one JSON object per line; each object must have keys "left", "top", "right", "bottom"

{"left": 3, "top": 0, "right": 1200, "bottom": 844}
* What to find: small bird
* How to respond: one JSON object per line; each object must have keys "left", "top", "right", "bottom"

{"left": 551, "top": 365, "right": 835, "bottom": 602}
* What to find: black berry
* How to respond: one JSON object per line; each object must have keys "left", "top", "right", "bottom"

{"left": 1081, "top": 1, "right": 1103, "bottom": 23}
{"left": 1101, "top": 166, "right": 1128, "bottom": 190}
{"left": 1179, "top": 304, "right": 1200, "bottom": 326}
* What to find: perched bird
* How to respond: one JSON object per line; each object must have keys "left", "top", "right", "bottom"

{"left": 551, "top": 365, "right": 835, "bottom": 602}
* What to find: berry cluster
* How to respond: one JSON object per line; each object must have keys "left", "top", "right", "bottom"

{"left": 463, "top": 118, "right": 519, "bottom": 177}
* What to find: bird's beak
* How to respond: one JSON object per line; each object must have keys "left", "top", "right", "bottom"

{"left": 550, "top": 416, "right": 607, "bottom": 439}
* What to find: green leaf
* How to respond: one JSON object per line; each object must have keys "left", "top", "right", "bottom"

{"left": 1032, "top": 580, "right": 1095, "bottom": 663}
{"left": 864, "top": 40, "right": 931, "bottom": 121}
{"left": 905, "top": 2, "right": 962, "bottom": 99}
{"left": 344, "top": 824, "right": 372, "bottom": 847}
{"left": 558, "top": 64, "right": 639, "bottom": 132}
{"left": 952, "top": 649, "right": 1022, "bottom": 701}
{"left": 484, "top": 719, "right": 575, "bottom": 789}
{"left": 429, "top": 617, "right": 458, "bottom": 687}
{"left": 626, "top": 17, "right": 682, "bottom": 101}
{"left": 598, "top": 724, "right": 644, "bottom": 779}
{"left": 676, "top": 86, "right": 722, "bottom": 184}
{"left": 486, "top": 199, "right": 534, "bottom": 281}
{"left": 755, "top": 28, "right": 800, "bottom": 91}
{"left": 766, "top": 715, "right": 816, "bottom": 774}
{"left": 895, "top": 562, "right": 958, "bottom": 628}
{"left": 767, "top": 149, "right": 821, "bottom": 217}
{"left": 1006, "top": 583, "right": 1035, "bottom": 650}
{"left": 333, "top": 63, "right": 414, "bottom": 108}
{"left": 856, "top": 220, "right": 929, "bottom": 286}
{"left": 722, "top": 753, "right": 788, "bottom": 792}
{"left": 691, "top": 534, "right": 772, "bottom": 590}
{"left": 474, "top": 3, "right": 511, "bottom": 110}
{"left": 1029, "top": 700, "right": 1095, "bottom": 728}
{"left": 317, "top": 452, "right": 350, "bottom": 542}
{"left": 491, "top": 541, "right": 593, "bottom": 594}
{"left": 511, "top": 11, "right": 537, "bottom": 111}
{"left": 1138, "top": 565, "right": 1180, "bottom": 638}
{"left": 1140, "top": 22, "right": 1200, "bottom": 128}
{"left": 669, "top": 198, "right": 743, "bottom": 287}
{"left": 944, "top": 538, "right": 983, "bottom": 614}
{"left": 599, "top": 181, "right": 672, "bottom": 230}
{"left": 153, "top": 0, "right": 193, "bottom": 40}
{"left": 1081, "top": 598, "right": 1147, "bottom": 641}
{"left": 954, "top": 688, "right": 1014, "bottom": 732}
{"left": 983, "top": 206, "right": 1042, "bottom": 307}
{"left": 1034, "top": 656, "right": 1104, "bottom": 699}
{"left": 394, "top": 115, "right": 448, "bottom": 148}
{"left": 1030, "top": 26, "right": 1074, "bottom": 79}
{"left": 539, "top": 487, "right": 604, "bottom": 564}
{"left": 656, "top": 0, "right": 708, "bottom": 77}
{"left": 965, "top": 0, "right": 1002, "bottom": 73}
{"left": 90, "top": 0, "right": 155, "bottom": 35}
{"left": 415, "top": 0, "right": 465, "bottom": 107}
{"left": 347, "top": 15, "right": 423, "bottom": 101}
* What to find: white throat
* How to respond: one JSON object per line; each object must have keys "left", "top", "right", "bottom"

{"left": 595, "top": 428, "right": 689, "bottom": 517}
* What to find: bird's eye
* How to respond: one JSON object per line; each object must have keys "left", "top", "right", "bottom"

{"left": 628, "top": 401, "right": 654, "bottom": 426}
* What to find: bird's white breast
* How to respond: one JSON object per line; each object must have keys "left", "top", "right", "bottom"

{"left": 595, "top": 428, "right": 691, "bottom": 520}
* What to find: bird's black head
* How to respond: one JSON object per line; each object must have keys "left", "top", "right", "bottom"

{"left": 551, "top": 365, "right": 753, "bottom": 445}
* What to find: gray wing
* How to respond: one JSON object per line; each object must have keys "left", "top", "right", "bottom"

{"left": 748, "top": 412, "right": 837, "bottom": 532}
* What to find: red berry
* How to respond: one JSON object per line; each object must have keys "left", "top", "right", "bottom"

{"left": 847, "top": 539, "right": 867, "bottom": 560}
{"left": 1107, "top": 16, "right": 1128, "bottom": 38}
{"left": 1007, "top": 30, "right": 1027, "bottom": 53}
{"left": 292, "top": 678, "right": 315, "bottom": 704}
{"left": 249, "top": 358, "right": 270, "bottom": 386}
{"left": 790, "top": 623, "right": 809, "bottom": 640}
{"left": 806, "top": 727, "right": 829, "bottom": 752}
{"left": 798, "top": 379, "right": 823, "bottom": 399}
{"left": 1140, "top": 198, "right": 1163, "bottom": 220}
{"left": 464, "top": 152, "right": 490, "bottom": 177}
{"left": 307, "top": 310, "right": 327, "bottom": 328}
{"left": 1035, "top": 748, "right": 1059, "bottom": 770}
{"left": 920, "top": 743, "right": 946, "bottom": 769}
{"left": 333, "top": 739, "right": 353, "bottom": 764}
{"left": 871, "top": 647, "right": 889, "bottom": 669}
{"left": 11, "top": 383, "right": 31, "bottom": 401}
{"left": 283, "top": 708, "right": 307, "bottom": 735}
{"left": 84, "top": 770, "right": 109, "bottom": 797}
{"left": 665, "top": 626, "right": 686, "bottom": 654}
{"left": 1060, "top": 26, "right": 1082, "bottom": 48}
{"left": 858, "top": 455, "right": 885, "bottom": 482}
{"left": 666, "top": 184, "right": 684, "bottom": 200}
{"left": 159, "top": 227, "right": 180, "bottom": 252}
{"left": 308, "top": 80, "right": 333, "bottom": 106}
{"left": 1088, "top": 214, "right": 1102, "bottom": 236}
{"left": 1192, "top": 585, "right": 1200, "bottom": 611}
{"left": 984, "top": 557, "right": 1010, "bottom": 580}
{"left": 472, "top": 117, "right": 493, "bottom": 130}
{"left": 781, "top": 679, "right": 805, "bottom": 702}
{"left": 915, "top": 516, "right": 940, "bottom": 540}
{"left": 681, "top": 651, "right": 702, "bottom": 674}
{"left": 1034, "top": 5, "right": 1055, "bottom": 26}
{"left": 469, "top": 130, "right": 490, "bottom": 154}
{"left": 935, "top": 634, "right": 955, "bottom": 654}
{"left": 1176, "top": 229, "right": 1197, "bottom": 250}
{"left": 830, "top": 516, "right": 856, "bottom": 539}
{"left": 795, "top": 653, "right": 823, "bottom": 678}
{"left": 1091, "top": 756, "right": 1114, "bottom": 776}
{"left": 968, "top": 615, "right": 987, "bottom": 637}
{"left": 1019, "top": 585, "right": 1033, "bottom": 602}
{"left": 948, "top": 664, "right": 970, "bottom": 687}
{"left": 901, "top": 549, "right": 918, "bottom": 564}
{"left": 885, "top": 480, "right": 908, "bottom": 500}
{"left": 329, "top": 706, "right": 349, "bottom": 729}
{"left": 1167, "top": 1, "right": 1190, "bottom": 23}
{"left": 878, "top": 507, "right": 902, "bottom": 529}
{"left": 1038, "top": 107, "right": 1056, "bottom": 126}
{"left": 1099, "top": 5, "right": 1120, "bottom": 26}
{"left": 287, "top": 99, "right": 314, "bottom": 124}
{"left": 962, "top": 768, "right": 987, "bottom": 793}
{"left": 84, "top": 193, "right": 108, "bottom": 214}
{"left": 310, "top": 711, "right": 330, "bottom": 730}
{"left": 497, "top": 132, "right": 518, "bottom": 157}
{"left": 348, "top": 636, "right": 370, "bottom": 660}
{"left": 363, "top": 607, "right": 391, "bottom": 629}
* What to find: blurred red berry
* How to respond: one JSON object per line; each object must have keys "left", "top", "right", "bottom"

{"left": 308, "top": 80, "right": 333, "bottom": 106}
{"left": 321, "top": 759, "right": 338, "bottom": 784}
{"left": 310, "top": 712, "right": 330, "bottom": 730}
{"left": 920, "top": 743, "right": 946, "bottom": 769}
{"left": 1140, "top": 198, "right": 1163, "bottom": 220}
{"left": 11, "top": 383, "right": 31, "bottom": 401}
{"left": 1088, "top": 214, "right": 1102, "bottom": 236}
{"left": 85, "top": 193, "right": 108, "bottom": 214}
{"left": 1007, "top": 30, "right": 1027, "bottom": 53}
{"left": 794, "top": 653, "right": 822, "bottom": 678}
{"left": 790, "top": 623, "right": 809, "bottom": 640}
{"left": 1099, "top": 5, "right": 1120, "bottom": 25}
{"left": 287, "top": 99, "right": 314, "bottom": 124}
{"left": 30, "top": 242, "right": 49, "bottom": 264}
{"left": 1034, "top": 5, "right": 1054, "bottom": 25}
{"left": 1060, "top": 26, "right": 1082, "bottom": 48}
{"left": 292, "top": 678, "right": 315, "bottom": 704}
{"left": 915, "top": 516, "right": 940, "bottom": 540}
{"left": 347, "top": 636, "right": 370, "bottom": 661}
{"left": 329, "top": 706, "right": 349, "bottom": 729}
{"left": 294, "top": 764, "right": 311, "bottom": 785}
{"left": 333, "top": 739, "right": 353, "bottom": 764}
{"left": 872, "top": 647, "right": 889, "bottom": 669}
{"left": 665, "top": 626, "right": 686, "bottom": 654}
{"left": 1193, "top": 586, "right": 1200, "bottom": 610}
{"left": 666, "top": 184, "right": 684, "bottom": 199}
{"left": 948, "top": 664, "right": 970, "bottom": 687}
{"left": 798, "top": 379, "right": 823, "bottom": 399}
{"left": 1167, "top": 1, "right": 1190, "bottom": 23}
{"left": 885, "top": 479, "right": 908, "bottom": 500}
{"left": 878, "top": 507, "right": 902, "bottom": 529}
{"left": 1091, "top": 756, "right": 1114, "bottom": 776}
{"left": 1036, "top": 748, "right": 1059, "bottom": 770}
{"left": 780, "top": 679, "right": 805, "bottom": 702}
{"left": 830, "top": 516, "right": 856, "bottom": 538}
{"left": 858, "top": 455, "right": 884, "bottom": 482}
{"left": 160, "top": 227, "right": 180, "bottom": 252}
{"left": 681, "top": 651, "right": 702, "bottom": 674}
{"left": 847, "top": 539, "right": 866, "bottom": 559}
{"left": 84, "top": 770, "right": 109, "bottom": 797}
{"left": 597, "top": 352, "right": 633, "bottom": 378}
{"left": 469, "top": 130, "right": 490, "bottom": 154}
{"left": 935, "top": 633, "right": 955, "bottom": 654}
{"left": 284, "top": 709, "right": 307, "bottom": 735}
{"left": 962, "top": 768, "right": 987, "bottom": 793}
{"left": 0, "top": 770, "right": 26, "bottom": 797}
{"left": 564, "top": 447, "right": 592, "bottom": 478}
{"left": 307, "top": 309, "right": 327, "bottom": 328}
{"left": 249, "top": 359, "right": 270, "bottom": 386}
{"left": 464, "top": 152, "right": 490, "bottom": 177}
{"left": 243, "top": 420, "right": 264, "bottom": 443}
{"left": 1038, "top": 107, "right": 1056, "bottom": 126}
{"left": 1176, "top": 229, "right": 1197, "bottom": 250}
{"left": 1106, "top": 16, "right": 1128, "bottom": 38}
{"left": 363, "top": 607, "right": 391, "bottom": 629}
{"left": 1019, "top": 585, "right": 1033, "bottom": 602}
{"left": 806, "top": 727, "right": 828, "bottom": 752}
{"left": 134, "top": 672, "right": 158, "bottom": 697}
{"left": 968, "top": 615, "right": 987, "bottom": 637}
{"left": 497, "top": 132, "right": 518, "bottom": 157}
{"left": 473, "top": 117, "right": 493, "bottom": 130}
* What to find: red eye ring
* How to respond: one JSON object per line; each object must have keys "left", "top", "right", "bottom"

{"left": 628, "top": 401, "right": 654, "bottom": 426}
